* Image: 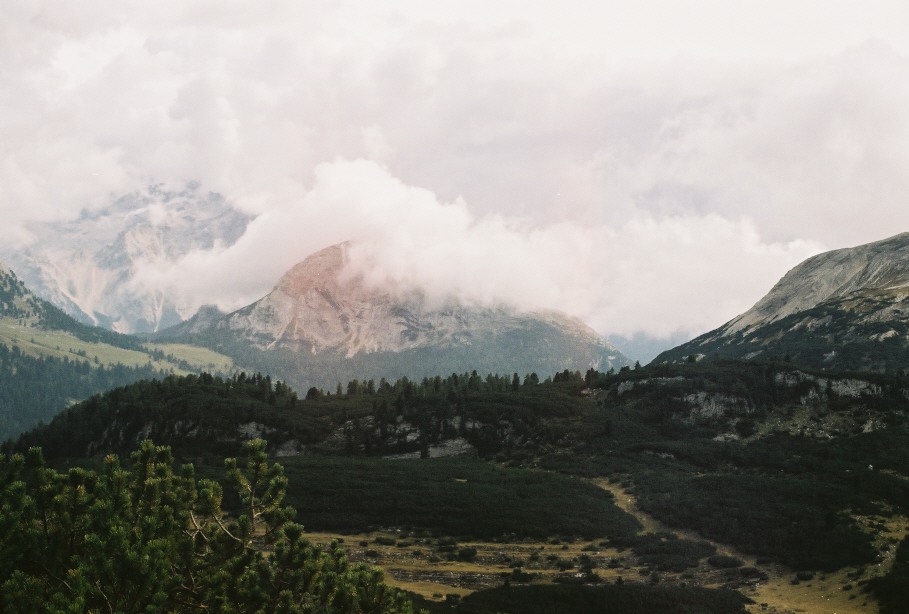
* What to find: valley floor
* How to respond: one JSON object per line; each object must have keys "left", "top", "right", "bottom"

{"left": 307, "top": 477, "right": 909, "bottom": 614}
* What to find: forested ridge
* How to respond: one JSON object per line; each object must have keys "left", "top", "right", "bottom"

{"left": 0, "top": 342, "right": 169, "bottom": 441}
{"left": 8, "top": 359, "right": 909, "bottom": 611}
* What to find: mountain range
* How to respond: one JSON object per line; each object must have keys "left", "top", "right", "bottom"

{"left": 0, "top": 231, "right": 629, "bottom": 438}
{"left": 156, "top": 243, "right": 629, "bottom": 391}
{"left": 0, "top": 259, "right": 243, "bottom": 440}
{"left": 5, "top": 215, "right": 909, "bottom": 613}
{"left": 656, "top": 232, "right": 909, "bottom": 372}
{"left": 0, "top": 183, "right": 251, "bottom": 333}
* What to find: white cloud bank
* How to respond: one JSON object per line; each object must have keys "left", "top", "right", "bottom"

{"left": 135, "top": 159, "right": 821, "bottom": 338}
{"left": 2, "top": 1, "right": 908, "bottom": 342}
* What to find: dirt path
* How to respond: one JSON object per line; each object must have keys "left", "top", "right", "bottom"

{"left": 302, "top": 479, "right": 904, "bottom": 612}
{"left": 591, "top": 477, "right": 906, "bottom": 614}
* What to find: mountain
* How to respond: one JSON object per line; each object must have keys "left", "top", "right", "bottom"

{"left": 655, "top": 232, "right": 909, "bottom": 371}
{"left": 0, "top": 262, "right": 236, "bottom": 441}
{"left": 1, "top": 182, "right": 251, "bottom": 333}
{"left": 158, "top": 243, "right": 630, "bottom": 390}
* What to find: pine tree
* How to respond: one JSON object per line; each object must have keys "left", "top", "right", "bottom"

{"left": 0, "top": 440, "right": 418, "bottom": 613}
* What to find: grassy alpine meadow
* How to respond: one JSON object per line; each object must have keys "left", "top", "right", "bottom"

{"left": 0, "top": 319, "right": 235, "bottom": 373}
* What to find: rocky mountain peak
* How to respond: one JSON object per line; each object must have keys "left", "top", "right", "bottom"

{"left": 1, "top": 183, "right": 252, "bottom": 333}
{"left": 158, "top": 241, "right": 631, "bottom": 389}
{"left": 656, "top": 232, "right": 909, "bottom": 371}
{"left": 728, "top": 232, "right": 909, "bottom": 334}
{"left": 276, "top": 242, "right": 351, "bottom": 295}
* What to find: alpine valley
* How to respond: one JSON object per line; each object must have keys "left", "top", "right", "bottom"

{"left": 4, "top": 225, "right": 909, "bottom": 614}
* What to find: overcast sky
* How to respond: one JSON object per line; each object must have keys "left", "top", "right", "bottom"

{"left": 3, "top": 1, "right": 909, "bottom": 349}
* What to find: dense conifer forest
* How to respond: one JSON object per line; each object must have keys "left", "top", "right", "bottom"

{"left": 7, "top": 359, "right": 909, "bottom": 611}
{"left": 0, "top": 342, "right": 169, "bottom": 441}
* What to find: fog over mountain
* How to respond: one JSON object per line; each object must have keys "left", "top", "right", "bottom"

{"left": 158, "top": 242, "right": 628, "bottom": 390}
{"left": 2, "top": 2, "right": 908, "bottom": 353}
{"left": 0, "top": 183, "right": 251, "bottom": 333}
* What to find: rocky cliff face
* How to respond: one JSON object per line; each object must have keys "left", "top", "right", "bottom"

{"left": 656, "top": 233, "right": 909, "bottom": 371}
{"left": 223, "top": 243, "right": 601, "bottom": 355}
{"left": 164, "top": 243, "right": 630, "bottom": 389}
{"left": 1, "top": 183, "right": 251, "bottom": 333}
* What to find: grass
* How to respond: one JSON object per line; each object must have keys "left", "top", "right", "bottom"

{"left": 413, "top": 584, "right": 750, "bottom": 614}
{"left": 0, "top": 318, "right": 234, "bottom": 373}
{"left": 146, "top": 343, "right": 235, "bottom": 372}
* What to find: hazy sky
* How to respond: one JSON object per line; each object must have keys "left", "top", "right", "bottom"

{"left": 3, "top": 1, "right": 909, "bottom": 345}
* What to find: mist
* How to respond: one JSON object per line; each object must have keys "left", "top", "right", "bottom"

{"left": 3, "top": 1, "right": 908, "bottom": 344}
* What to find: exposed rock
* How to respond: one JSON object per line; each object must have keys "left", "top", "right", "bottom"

{"left": 656, "top": 233, "right": 909, "bottom": 371}
{"left": 1, "top": 183, "right": 251, "bottom": 333}
{"left": 163, "top": 243, "right": 630, "bottom": 389}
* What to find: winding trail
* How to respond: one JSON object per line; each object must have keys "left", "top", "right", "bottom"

{"left": 591, "top": 477, "right": 904, "bottom": 614}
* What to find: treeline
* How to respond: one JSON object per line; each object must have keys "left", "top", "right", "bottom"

{"left": 0, "top": 268, "right": 43, "bottom": 321}
{"left": 0, "top": 343, "right": 169, "bottom": 441}
{"left": 165, "top": 322, "right": 612, "bottom": 394}
{"left": 9, "top": 367, "right": 595, "bottom": 462}
{"left": 321, "top": 368, "right": 585, "bottom": 399}
{"left": 8, "top": 372, "right": 302, "bottom": 459}
{"left": 310, "top": 369, "right": 592, "bottom": 458}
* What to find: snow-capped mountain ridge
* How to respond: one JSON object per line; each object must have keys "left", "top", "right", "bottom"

{"left": 1, "top": 184, "right": 251, "bottom": 333}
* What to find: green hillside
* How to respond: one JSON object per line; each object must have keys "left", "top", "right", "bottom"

{"left": 12, "top": 361, "right": 909, "bottom": 572}
{"left": 0, "top": 264, "right": 237, "bottom": 440}
{"left": 9, "top": 360, "right": 909, "bottom": 611}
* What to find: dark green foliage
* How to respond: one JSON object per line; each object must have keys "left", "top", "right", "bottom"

{"left": 619, "top": 533, "right": 716, "bottom": 572}
{"left": 412, "top": 584, "right": 749, "bottom": 614}
{"left": 0, "top": 439, "right": 414, "bottom": 613}
{"left": 634, "top": 472, "right": 877, "bottom": 571}
{"left": 13, "top": 359, "right": 909, "bottom": 576}
{"left": 274, "top": 456, "right": 641, "bottom": 540}
{"left": 867, "top": 537, "right": 909, "bottom": 614}
{"left": 539, "top": 361, "right": 909, "bottom": 570}
{"left": 0, "top": 342, "right": 170, "bottom": 441}
{"left": 9, "top": 372, "right": 303, "bottom": 458}
{"left": 9, "top": 369, "right": 592, "bottom": 461}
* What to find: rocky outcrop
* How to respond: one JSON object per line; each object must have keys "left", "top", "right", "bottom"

{"left": 656, "top": 233, "right": 909, "bottom": 372}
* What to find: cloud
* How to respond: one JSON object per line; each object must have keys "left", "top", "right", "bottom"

{"left": 134, "top": 159, "right": 821, "bottom": 339}
{"left": 1, "top": 2, "right": 907, "bottom": 341}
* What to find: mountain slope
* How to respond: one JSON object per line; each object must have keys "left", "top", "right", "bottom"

{"left": 159, "top": 243, "right": 630, "bottom": 390}
{"left": 1, "top": 183, "right": 251, "bottom": 333}
{"left": 0, "top": 263, "right": 236, "bottom": 440}
{"left": 655, "top": 233, "right": 909, "bottom": 371}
